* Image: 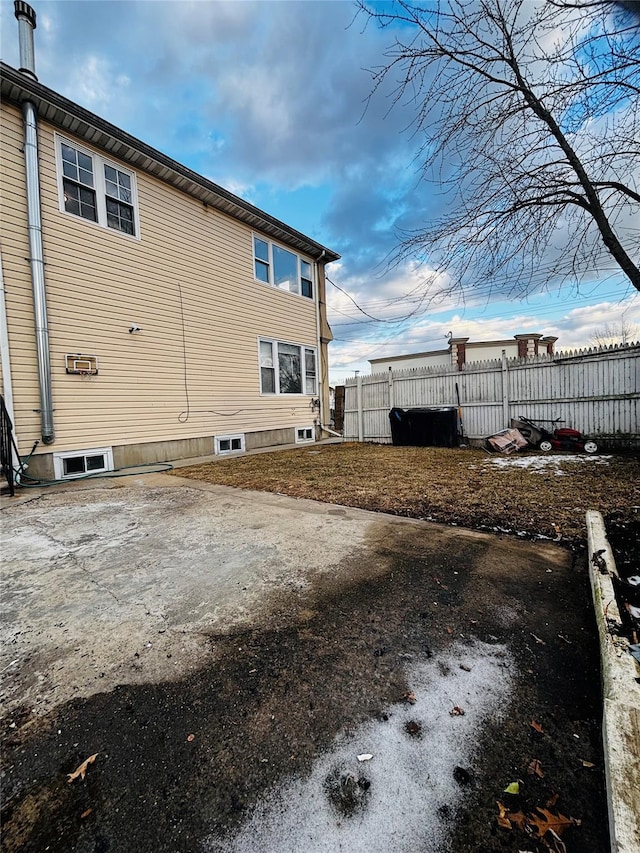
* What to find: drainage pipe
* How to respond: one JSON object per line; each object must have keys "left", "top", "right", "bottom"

{"left": 320, "top": 425, "right": 343, "bottom": 439}
{"left": 15, "top": 1, "right": 55, "bottom": 444}
{"left": 22, "top": 100, "right": 54, "bottom": 443}
{"left": 313, "top": 252, "right": 325, "bottom": 433}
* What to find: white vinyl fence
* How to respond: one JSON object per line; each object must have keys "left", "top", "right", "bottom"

{"left": 344, "top": 343, "right": 639, "bottom": 447}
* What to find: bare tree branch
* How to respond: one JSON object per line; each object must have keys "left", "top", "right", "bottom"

{"left": 357, "top": 0, "right": 640, "bottom": 296}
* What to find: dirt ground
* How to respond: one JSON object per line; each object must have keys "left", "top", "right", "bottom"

{"left": 1, "top": 472, "right": 611, "bottom": 853}
{"left": 176, "top": 442, "right": 639, "bottom": 553}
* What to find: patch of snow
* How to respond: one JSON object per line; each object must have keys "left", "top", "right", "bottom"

{"left": 206, "top": 641, "right": 513, "bottom": 853}
{"left": 486, "top": 454, "right": 611, "bottom": 474}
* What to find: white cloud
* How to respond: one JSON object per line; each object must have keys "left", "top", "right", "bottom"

{"left": 548, "top": 296, "right": 640, "bottom": 349}
{"left": 328, "top": 289, "right": 639, "bottom": 383}
{"left": 39, "top": 13, "right": 53, "bottom": 34}
{"left": 212, "top": 177, "right": 256, "bottom": 202}
{"left": 66, "top": 54, "right": 130, "bottom": 110}
{"left": 2, "top": 0, "right": 635, "bottom": 389}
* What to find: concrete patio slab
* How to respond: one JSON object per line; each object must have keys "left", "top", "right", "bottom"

{"left": 1, "top": 473, "right": 609, "bottom": 853}
{"left": 1, "top": 473, "right": 395, "bottom": 717}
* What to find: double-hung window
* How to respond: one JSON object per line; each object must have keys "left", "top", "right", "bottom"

{"left": 253, "top": 236, "right": 314, "bottom": 299}
{"left": 57, "top": 136, "right": 138, "bottom": 237}
{"left": 104, "top": 165, "right": 135, "bottom": 234}
{"left": 60, "top": 143, "right": 98, "bottom": 222}
{"left": 259, "top": 339, "right": 317, "bottom": 395}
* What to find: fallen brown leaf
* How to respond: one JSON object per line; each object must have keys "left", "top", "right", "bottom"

{"left": 80, "top": 808, "right": 93, "bottom": 819}
{"left": 530, "top": 720, "right": 544, "bottom": 733}
{"left": 581, "top": 760, "right": 595, "bottom": 769}
{"left": 67, "top": 753, "right": 98, "bottom": 783}
{"left": 527, "top": 758, "right": 545, "bottom": 778}
{"left": 402, "top": 691, "right": 416, "bottom": 704}
{"left": 497, "top": 801, "right": 512, "bottom": 830}
{"left": 546, "top": 792, "right": 560, "bottom": 808}
{"left": 509, "top": 810, "right": 528, "bottom": 830}
{"left": 528, "top": 807, "right": 579, "bottom": 838}
{"left": 449, "top": 705, "right": 465, "bottom": 716}
{"left": 496, "top": 803, "right": 527, "bottom": 832}
{"left": 446, "top": 626, "right": 453, "bottom": 635}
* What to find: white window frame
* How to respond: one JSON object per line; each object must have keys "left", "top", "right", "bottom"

{"left": 295, "top": 426, "right": 315, "bottom": 444}
{"left": 54, "top": 133, "right": 141, "bottom": 240}
{"left": 215, "top": 434, "right": 246, "bottom": 455}
{"left": 53, "top": 446, "right": 114, "bottom": 480}
{"left": 259, "top": 338, "right": 318, "bottom": 396}
{"left": 253, "top": 234, "right": 314, "bottom": 299}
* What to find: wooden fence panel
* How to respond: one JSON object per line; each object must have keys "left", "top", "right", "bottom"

{"left": 343, "top": 344, "right": 639, "bottom": 446}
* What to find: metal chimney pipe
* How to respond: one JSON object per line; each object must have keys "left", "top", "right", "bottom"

{"left": 14, "top": 2, "right": 55, "bottom": 444}
{"left": 14, "top": 1, "right": 38, "bottom": 80}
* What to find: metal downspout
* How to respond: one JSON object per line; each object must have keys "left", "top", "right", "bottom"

{"left": 314, "top": 250, "right": 338, "bottom": 437}
{"left": 15, "top": 1, "right": 54, "bottom": 444}
{"left": 313, "top": 255, "right": 324, "bottom": 433}
{"left": 22, "top": 101, "right": 54, "bottom": 443}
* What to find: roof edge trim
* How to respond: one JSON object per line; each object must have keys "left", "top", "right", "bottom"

{"left": 1, "top": 62, "right": 340, "bottom": 263}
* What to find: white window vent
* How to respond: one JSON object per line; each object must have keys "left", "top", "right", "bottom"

{"left": 296, "top": 426, "right": 315, "bottom": 443}
{"left": 215, "top": 434, "right": 245, "bottom": 455}
{"left": 53, "top": 447, "right": 114, "bottom": 480}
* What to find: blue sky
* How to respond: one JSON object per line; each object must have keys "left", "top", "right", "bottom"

{"left": 2, "top": 0, "right": 637, "bottom": 382}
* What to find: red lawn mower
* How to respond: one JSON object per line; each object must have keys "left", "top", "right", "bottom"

{"left": 511, "top": 416, "right": 599, "bottom": 454}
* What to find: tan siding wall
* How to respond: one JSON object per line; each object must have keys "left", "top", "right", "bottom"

{"left": 0, "top": 103, "right": 321, "bottom": 458}
{"left": 1, "top": 104, "right": 42, "bottom": 448}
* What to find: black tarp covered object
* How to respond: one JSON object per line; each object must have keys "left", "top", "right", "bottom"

{"left": 389, "top": 407, "right": 459, "bottom": 447}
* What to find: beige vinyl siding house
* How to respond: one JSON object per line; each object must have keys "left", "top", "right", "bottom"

{"left": 0, "top": 61, "right": 339, "bottom": 481}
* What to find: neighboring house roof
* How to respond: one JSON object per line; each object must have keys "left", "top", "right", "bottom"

{"left": 369, "top": 339, "right": 520, "bottom": 365}
{"left": 370, "top": 348, "right": 450, "bottom": 364}
{"left": 0, "top": 61, "right": 340, "bottom": 264}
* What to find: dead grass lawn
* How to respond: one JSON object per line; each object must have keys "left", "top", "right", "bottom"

{"left": 175, "top": 443, "right": 639, "bottom": 547}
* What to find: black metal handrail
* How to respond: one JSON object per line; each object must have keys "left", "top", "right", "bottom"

{"left": 1, "top": 394, "right": 15, "bottom": 495}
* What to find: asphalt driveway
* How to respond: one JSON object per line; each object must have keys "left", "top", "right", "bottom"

{"left": 1, "top": 474, "right": 607, "bottom": 852}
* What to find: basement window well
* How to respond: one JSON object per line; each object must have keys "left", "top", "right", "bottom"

{"left": 215, "top": 434, "right": 245, "bottom": 455}
{"left": 53, "top": 447, "right": 114, "bottom": 480}
{"left": 296, "top": 426, "right": 315, "bottom": 443}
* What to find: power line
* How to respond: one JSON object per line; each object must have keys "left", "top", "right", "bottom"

{"left": 326, "top": 273, "right": 436, "bottom": 325}
{"left": 330, "top": 288, "right": 637, "bottom": 350}
{"left": 328, "top": 275, "right": 633, "bottom": 327}
{"left": 326, "top": 259, "right": 631, "bottom": 324}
